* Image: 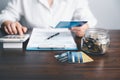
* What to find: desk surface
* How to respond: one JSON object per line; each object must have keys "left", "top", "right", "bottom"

{"left": 0, "top": 30, "right": 120, "bottom": 80}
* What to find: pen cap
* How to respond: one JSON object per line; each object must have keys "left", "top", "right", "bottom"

{"left": 81, "top": 28, "right": 110, "bottom": 55}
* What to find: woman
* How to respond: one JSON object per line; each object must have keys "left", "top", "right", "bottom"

{"left": 0, "top": 0, "right": 97, "bottom": 36}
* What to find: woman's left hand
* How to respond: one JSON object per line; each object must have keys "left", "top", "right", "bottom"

{"left": 71, "top": 23, "right": 89, "bottom": 37}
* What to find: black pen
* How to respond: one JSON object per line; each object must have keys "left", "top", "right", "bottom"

{"left": 46, "top": 32, "right": 60, "bottom": 40}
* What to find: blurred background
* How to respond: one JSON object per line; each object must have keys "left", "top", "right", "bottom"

{"left": 0, "top": 0, "right": 120, "bottom": 29}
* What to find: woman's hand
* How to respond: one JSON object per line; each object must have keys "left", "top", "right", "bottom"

{"left": 71, "top": 23, "right": 89, "bottom": 37}
{"left": 1, "top": 20, "right": 27, "bottom": 35}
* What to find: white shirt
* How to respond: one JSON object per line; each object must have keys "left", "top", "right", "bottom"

{"left": 0, "top": 0, "right": 97, "bottom": 28}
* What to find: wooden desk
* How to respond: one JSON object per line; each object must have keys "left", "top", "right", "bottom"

{"left": 0, "top": 30, "right": 120, "bottom": 80}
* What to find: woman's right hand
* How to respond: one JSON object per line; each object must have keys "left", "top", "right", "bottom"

{"left": 1, "top": 20, "right": 27, "bottom": 35}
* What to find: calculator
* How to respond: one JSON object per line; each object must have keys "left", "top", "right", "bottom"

{"left": 0, "top": 34, "right": 30, "bottom": 42}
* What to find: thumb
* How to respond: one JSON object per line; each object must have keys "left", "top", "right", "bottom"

{"left": 22, "top": 26, "right": 28, "bottom": 33}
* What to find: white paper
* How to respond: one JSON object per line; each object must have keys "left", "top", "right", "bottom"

{"left": 26, "top": 28, "right": 77, "bottom": 50}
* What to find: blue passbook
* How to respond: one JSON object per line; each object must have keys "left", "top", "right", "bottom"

{"left": 55, "top": 21, "right": 87, "bottom": 28}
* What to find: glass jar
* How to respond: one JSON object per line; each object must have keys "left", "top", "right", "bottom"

{"left": 81, "top": 28, "right": 110, "bottom": 55}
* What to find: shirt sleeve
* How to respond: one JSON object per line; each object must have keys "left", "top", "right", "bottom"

{"left": 0, "top": 0, "right": 22, "bottom": 27}
{"left": 72, "top": 0, "right": 97, "bottom": 28}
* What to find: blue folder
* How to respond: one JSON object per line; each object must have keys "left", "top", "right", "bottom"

{"left": 56, "top": 21, "right": 87, "bottom": 28}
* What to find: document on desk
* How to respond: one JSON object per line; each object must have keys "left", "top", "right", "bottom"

{"left": 26, "top": 28, "right": 77, "bottom": 50}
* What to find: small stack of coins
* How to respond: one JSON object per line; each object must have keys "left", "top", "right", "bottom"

{"left": 81, "top": 28, "right": 110, "bottom": 55}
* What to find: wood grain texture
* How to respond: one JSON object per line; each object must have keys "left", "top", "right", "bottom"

{"left": 0, "top": 30, "right": 120, "bottom": 80}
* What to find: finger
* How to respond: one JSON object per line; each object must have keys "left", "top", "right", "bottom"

{"left": 74, "top": 31, "right": 83, "bottom": 37}
{"left": 4, "top": 26, "right": 10, "bottom": 34}
{"left": 16, "top": 22, "right": 24, "bottom": 35}
{"left": 71, "top": 27, "right": 81, "bottom": 34}
{"left": 71, "top": 27, "right": 81, "bottom": 31}
{"left": 71, "top": 28, "right": 85, "bottom": 37}
{"left": 76, "top": 29, "right": 86, "bottom": 37}
{"left": 10, "top": 22, "right": 17, "bottom": 34}
{"left": 6, "top": 23, "right": 14, "bottom": 34}
{"left": 22, "top": 26, "right": 28, "bottom": 33}
{"left": 16, "top": 25, "right": 24, "bottom": 35}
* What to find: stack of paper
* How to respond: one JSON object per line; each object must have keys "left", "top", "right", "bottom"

{"left": 26, "top": 28, "right": 77, "bottom": 50}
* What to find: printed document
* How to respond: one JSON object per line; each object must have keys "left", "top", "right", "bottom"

{"left": 26, "top": 28, "right": 77, "bottom": 50}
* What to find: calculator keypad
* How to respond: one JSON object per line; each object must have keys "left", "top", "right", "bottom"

{"left": 4, "top": 35, "right": 25, "bottom": 39}
{"left": 0, "top": 34, "right": 30, "bottom": 42}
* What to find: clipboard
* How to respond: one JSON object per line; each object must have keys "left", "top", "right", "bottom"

{"left": 55, "top": 21, "right": 87, "bottom": 28}
{"left": 26, "top": 28, "right": 77, "bottom": 50}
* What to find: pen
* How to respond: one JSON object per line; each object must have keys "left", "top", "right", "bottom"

{"left": 46, "top": 32, "right": 60, "bottom": 40}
